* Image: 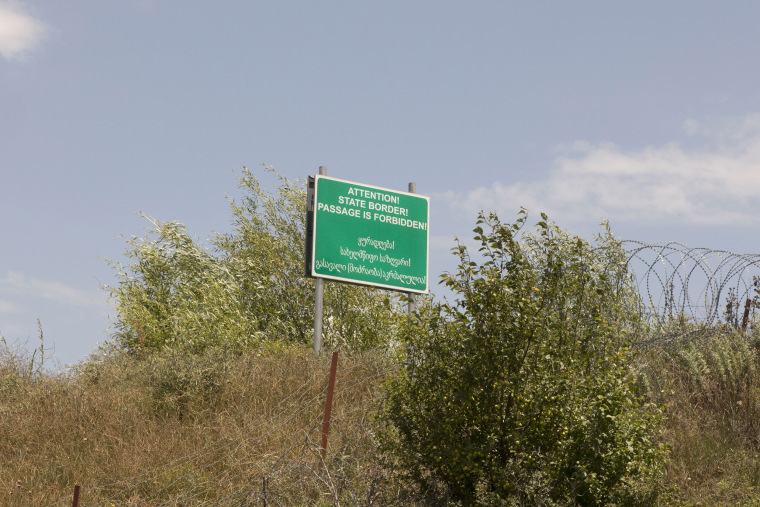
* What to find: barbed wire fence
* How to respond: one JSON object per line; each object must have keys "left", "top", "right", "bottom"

{"left": 623, "top": 241, "right": 760, "bottom": 346}
{"left": 45, "top": 242, "right": 760, "bottom": 506}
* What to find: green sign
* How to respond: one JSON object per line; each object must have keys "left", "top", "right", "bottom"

{"left": 309, "top": 175, "right": 429, "bottom": 293}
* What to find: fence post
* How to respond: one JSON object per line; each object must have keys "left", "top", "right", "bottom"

{"left": 741, "top": 298, "right": 752, "bottom": 332}
{"left": 72, "top": 485, "right": 80, "bottom": 507}
{"left": 321, "top": 351, "right": 339, "bottom": 460}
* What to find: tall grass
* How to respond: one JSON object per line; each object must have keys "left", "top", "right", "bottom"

{"left": 0, "top": 342, "right": 399, "bottom": 506}
{"left": 638, "top": 323, "right": 760, "bottom": 505}
{"left": 5, "top": 322, "right": 760, "bottom": 505}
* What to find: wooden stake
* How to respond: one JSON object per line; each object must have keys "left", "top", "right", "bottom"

{"left": 742, "top": 297, "right": 752, "bottom": 332}
{"left": 321, "top": 351, "right": 339, "bottom": 460}
{"left": 72, "top": 485, "right": 80, "bottom": 507}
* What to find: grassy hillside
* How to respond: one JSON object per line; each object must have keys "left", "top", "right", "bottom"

{"left": 3, "top": 327, "right": 760, "bottom": 505}
{"left": 0, "top": 343, "right": 399, "bottom": 505}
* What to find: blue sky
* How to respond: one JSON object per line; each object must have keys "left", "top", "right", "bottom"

{"left": 2, "top": 1, "right": 760, "bottom": 367}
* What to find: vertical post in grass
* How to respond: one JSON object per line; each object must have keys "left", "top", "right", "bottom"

{"left": 71, "top": 485, "right": 80, "bottom": 507}
{"left": 313, "top": 166, "right": 327, "bottom": 355}
{"left": 321, "top": 351, "right": 339, "bottom": 461}
{"left": 742, "top": 297, "right": 752, "bottom": 333}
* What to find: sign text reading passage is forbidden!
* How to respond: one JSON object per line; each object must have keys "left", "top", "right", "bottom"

{"left": 310, "top": 175, "right": 429, "bottom": 293}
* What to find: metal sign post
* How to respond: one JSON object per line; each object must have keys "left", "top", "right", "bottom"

{"left": 312, "top": 166, "right": 327, "bottom": 355}
{"left": 407, "top": 181, "right": 418, "bottom": 313}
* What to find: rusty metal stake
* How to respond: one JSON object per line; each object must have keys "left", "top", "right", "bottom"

{"left": 321, "top": 351, "right": 339, "bottom": 461}
{"left": 72, "top": 485, "right": 80, "bottom": 507}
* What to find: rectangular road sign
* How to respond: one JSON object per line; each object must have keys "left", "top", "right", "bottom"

{"left": 308, "top": 175, "right": 429, "bottom": 293}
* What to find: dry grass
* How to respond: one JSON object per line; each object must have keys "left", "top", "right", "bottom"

{"left": 6, "top": 327, "right": 760, "bottom": 505}
{"left": 640, "top": 328, "right": 760, "bottom": 506}
{"left": 661, "top": 405, "right": 760, "bottom": 506}
{"left": 0, "top": 342, "right": 399, "bottom": 506}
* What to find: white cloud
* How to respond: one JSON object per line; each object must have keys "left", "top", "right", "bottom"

{"left": 443, "top": 114, "right": 760, "bottom": 228}
{"left": 0, "top": 1, "right": 47, "bottom": 61}
{"left": 0, "top": 271, "right": 106, "bottom": 309}
{"left": 0, "top": 299, "right": 25, "bottom": 314}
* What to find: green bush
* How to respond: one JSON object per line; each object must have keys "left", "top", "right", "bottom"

{"left": 107, "top": 218, "right": 254, "bottom": 353}
{"left": 107, "top": 166, "right": 399, "bottom": 354}
{"left": 380, "top": 210, "right": 668, "bottom": 505}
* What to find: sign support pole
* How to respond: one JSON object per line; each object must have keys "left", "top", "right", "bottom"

{"left": 407, "top": 182, "right": 418, "bottom": 313}
{"left": 314, "top": 166, "right": 327, "bottom": 355}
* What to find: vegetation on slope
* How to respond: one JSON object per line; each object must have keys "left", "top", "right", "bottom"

{"left": 3, "top": 327, "right": 760, "bottom": 505}
{"left": 1, "top": 168, "right": 759, "bottom": 505}
{"left": 380, "top": 211, "right": 667, "bottom": 505}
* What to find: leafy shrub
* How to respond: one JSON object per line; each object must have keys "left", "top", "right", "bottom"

{"left": 380, "top": 210, "right": 668, "bottom": 505}
{"left": 108, "top": 218, "right": 254, "bottom": 353}
{"left": 108, "top": 166, "right": 399, "bottom": 354}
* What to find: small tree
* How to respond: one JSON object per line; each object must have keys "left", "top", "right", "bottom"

{"left": 108, "top": 217, "right": 254, "bottom": 353}
{"left": 380, "top": 210, "right": 667, "bottom": 505}
{"left": 108, "top": 166, "right": 399, "bottom": 354}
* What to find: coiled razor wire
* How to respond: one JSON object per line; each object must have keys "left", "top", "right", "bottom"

{"left": 623, "top": 241, "right": 760, "bottom": 346}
